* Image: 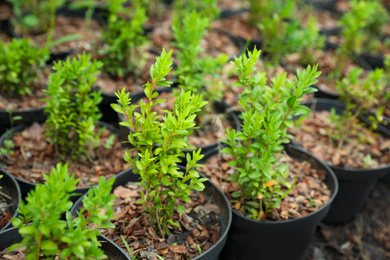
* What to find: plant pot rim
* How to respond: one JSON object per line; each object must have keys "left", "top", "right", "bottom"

{"left": 301, "top": 98, "right": 390, "bottom": 173}
{"left": 70, "top": 167, "right": 232, "bottom": 260}
{"left": 0, "top": 168, "right": 21, "bottom": 231}
{"left": 201, "top": 143, "right": 339, "bottom": 225}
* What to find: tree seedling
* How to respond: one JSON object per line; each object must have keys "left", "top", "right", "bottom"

{"left": 172, "top": 10, "right": 228, "bottom": 106}
{"left": 336, "top": 0, "right": 388, "bottom": 73}
{"left": 257, "top": 2, "right": 324, "bottom": 66}
{"left": 0, "top": 38, "right": 49, "bottom": 98}
{"left": 112, "top": 49, "right": 208, "bottom": 237}
{"left": 99, "top": 0, "right": 148, "bottom": 80}
{"left": 329, "top": 68, "right": 386, "bottom": 150}
{"left": 43, "top": 52, "right": 103, "bottom": 160}
{"left": 221, "top": 47, "right": 320, "bottom": 220}
{"left": 9, "top": 162, "right": 116, "bottom": 259}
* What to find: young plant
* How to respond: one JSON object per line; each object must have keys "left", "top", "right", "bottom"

{"left": 99, "top": 0, "right": 148, "bottom": 80}
{"left": 330, "top": 68, "right": 386, "bottom": 149}
{"left": 258, "top": 7, "right": 324, "bottom": 66}
{"left": 43, "top": 53, "right": 103, "bottom": 160}
{"left": 336, "top": 0, "right": 388, "bottom": 72}
{"left": 221, "top": 48, "right": 320, "bottom": 220}
{"left": 8, "top": 0, "right": 65, "bottom": 35}
{"left": 0, "top": 38, "right": 49, "bottom": 98}
{"left": 173, "top": 0, "right": 220, "bottom": 21}
{"left": 112, "top": 49, "right": 208, "bottom": 237}
{"left": 246, "top": 0, "right": 300, "bottom": 27}
{"left": 172, "top": 11, "right": 228, "bottom": 105}
{"left": 9, "top": 163, "right": 116, "bottom": 259}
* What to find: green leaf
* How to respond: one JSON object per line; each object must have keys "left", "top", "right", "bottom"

{"left": 176, "top": 205, "right": 186, "bottom": 214}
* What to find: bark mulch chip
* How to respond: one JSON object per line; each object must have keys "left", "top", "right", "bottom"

{"left": 0, "top": 122, "right": 131, "bottom": 187}
{"left": 290, "top": 110, "right": 390, "bottom": 169}
{"left": 197, "top": 152, "right": 331, "bottom": 221}
{"left": 100, "top": 182, "right": 221, "bottom": 260}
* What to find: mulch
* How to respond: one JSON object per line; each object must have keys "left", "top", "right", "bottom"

{"left": 100, "top": 182, "right": 222, "bottom": 260}
{"left": 197, "top": 151, "right": 332, "bottom": 221}
{"left": 0, "top": 122, "right": 131, "bottom": 188}
{"left": 290, "top": 110, "right": 390, "bottom": 169}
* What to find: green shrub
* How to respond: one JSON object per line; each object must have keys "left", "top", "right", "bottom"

{"left": 43, "top": 53, "right": 103, "bottom": 160}
{"left": 0, "top": 38, "right": 49, "bottom": 98}
{"left": 10, "top": 163, "right": 116, "bottom": 259}
{"left": 99, "top": 0, "right": 148, "bottom": 79}
{"left": 222, "top": 48, "right": 320, "bottom": 220}
{"left": 8, "top": 0, "right": 65, "bottom": 34}
{"left": 112, "top": 49, "right": 208, "bottom": 237}
{"left": 172, "top": 11, "right": 228, "bottom": 104}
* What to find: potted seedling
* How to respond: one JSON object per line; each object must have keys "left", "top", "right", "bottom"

{"left": 197, "top": 48, "right": 338, "bottom": 259}
{"left": 336, "top": 0, "right": 389, "bottom": 69}
{"left": 257, "top": 10, "right": 325, "bottom": 68}
{"left": 290, "top": 67, "right": 390, "bottom": 224}
{"left": 71, "top": 49, "right": 232, "bottom": 259}
{"left": 0, "top": 38, "right": 49, "bottom": 134}
{"left": 170, "top": 10, "right": 240, "bottom": 154}
{"left": 0, "top": 52, "right": 130, "bottom": 201}
{"left": 0, "top": 162, "right": 129, "bottom": 259}
{"left": 94, "top": 0, "right": 152, "bottom": 123}
{"left": 312, "top": 0, "right": 384, "bottom": 99}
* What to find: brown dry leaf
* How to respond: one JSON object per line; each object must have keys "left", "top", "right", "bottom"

{"left": 168, "top": 245, "right": 188, "bottom": 254}
{"left": 114, "top": 186, "right": 139, "bottom": 199}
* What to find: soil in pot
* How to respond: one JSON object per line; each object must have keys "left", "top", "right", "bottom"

{"left": 211, "top": 11, "right": 261, "bottom": 41}
{"left": 104, "top": 183, "right": 222, "bottom": 259}
{"left": 0, "top": 122, "right": 132, "bottom": 193}
{"left": 150, "top": 26, "right": 243, "bottom": 60}
{"left": 289, "top": 98, "right": 390, "bottom": 224}
{"left": 289, "top": 109, "right": 390, "bottom": 169}
{"left": 198, "top": 149, "right": 332, "bottom": 222}
{"left": 13, "top": 10, "right": 103, "bottom": 54}
{"left": 94, "top": 48, "right": 164, "bottom": 98}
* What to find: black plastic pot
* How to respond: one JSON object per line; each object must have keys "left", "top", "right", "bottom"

{"left": 0, "top": 227, "right": 130, "bottom": 259}
{"left": 0, "top": 169, "right": 21, "bottom": 231}
{"left": 117, "top": 87, "right": 241, "bottom": 161}
{"left": 70, "top": 167, "right": 232, "bottom": 260}
{"left": 359, "top": 52, "right": 384, "bottom": 69}
{"left": 0, "top": 107, "right": 46, "bottom": 137}
{"left": 200, "top": 143, "right": 338, "bottom": 260}
{"left": 298, "top": 98, "right": 390, "bottom": 225}
{"left": 0, "top": 122, "right": 126, "bottom": 203}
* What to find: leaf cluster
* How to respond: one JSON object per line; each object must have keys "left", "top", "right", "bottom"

{"left": 338, "top": 0, "right": 388, "bottom": 57}
{"left": 0, "top": 38, "right": 49, "bottom": 98}
{"left": 246, "top": 0, "right": 300, "bottom": 27}
{"left": 8, "top": 0, "right": 65, "bottom": 34}
{"left": 173, "top": 0, "right": 221, "bottom": 21}
{"left": 10, "top": 163, "right": 116, "bottom": 260}
{"left": 112, "top": 49, "right": 208, "bottom": 237}
{"left": 258, "top": 4, "right": 324, "bottom": 66}
{"left": 172, "top": 11, "right": 228, "bottom": 104}
{"left": 330, "top": 68, "right": 386, "bottom": 149}
{"left": 43, "top": 53, "right": 103, "bottom": 161}
{"left": 99, "top": 0, "right": 148, "bottom": 79}
{"left": 221, "top": 48, "right": 320, "bottom": 220}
